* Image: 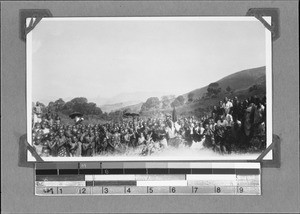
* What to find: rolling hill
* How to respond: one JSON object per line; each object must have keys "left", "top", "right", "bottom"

{"left": 183, "top": 66, "right": 266, "bottom": 100}
{"left": 117, "top": 102, "right": 144, "bottom": 113}
{"left": 92, "top": 91, "right": 168, "bottom": 107}
{"left": 111, "top": 66, "right": 266, "bottom": 117}
{"left": 100, "top": 101, "right": 142, "bottom": 113}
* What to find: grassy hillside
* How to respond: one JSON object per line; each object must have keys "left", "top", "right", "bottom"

{"left": 183, "top": 66, "right": 265, "bottom": 100}
{"left": 111, "top": 66, "right": 266, "bottom": 119}
{"left": 175, "top": 87, "right": 266, "bottom": 118}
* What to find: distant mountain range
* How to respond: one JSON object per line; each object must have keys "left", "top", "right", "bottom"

{"left": 92, "top": 91, "right": 170, "bottom": 113}
{"left": 99, "top": 101, "right": 142, "bottom": 113}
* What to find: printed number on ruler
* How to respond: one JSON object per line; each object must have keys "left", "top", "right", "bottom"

{"left": 193, "top": 187, "right": 197, "bottom": 193}
{"left": 58, "top": 187, "right": 63, "bottom": 194}
{"left": 103, "top": 187, "right": 109, "bottom": 194}
{"left": 125, "top": 187, "right": 131, "bottom": 194}
{"left": 77, "top": 187, "right": 87, "bottom": 194}
{"left": 216, "top": 187, "right": 221, "bottom": 193}
{"left": 237, "top": 187, "right": 243, "bottom": 193}
{"left": 170, "top": 187, "right": 176, "bottom": 193}
{"left": 147, "top": 186, "right": 169, "bottom": 194}
{"left": 148, "top": 187, "right": 153, "bottom": 193}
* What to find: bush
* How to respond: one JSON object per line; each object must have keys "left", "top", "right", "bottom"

{"left": 188, "top": 92, "right": 194, "bottom": 102}
{"left": 141, "top": 97, "right": 160, "bottom": 111}
{"left": 207, "top": 82, "right": 221, "bottom": 96}
{"left": 249, "top": 84, "right": 258, "bottom": 92}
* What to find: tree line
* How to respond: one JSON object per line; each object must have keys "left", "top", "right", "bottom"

{"left": 36, "top": 81, "right": 235, "bottom": 121}
{"left": 140, "top": 82, "right": 234, "bottom": 111}
{"left": 46, "top": 97, "right": 103, "bottom": 116}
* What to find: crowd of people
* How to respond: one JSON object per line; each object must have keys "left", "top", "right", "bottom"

{"left": 31, "top": 95, "right": 267, "bottom": 157}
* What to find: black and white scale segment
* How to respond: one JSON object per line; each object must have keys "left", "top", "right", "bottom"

{"left": 35, "top": 162, "right": 261, "bottom": 195}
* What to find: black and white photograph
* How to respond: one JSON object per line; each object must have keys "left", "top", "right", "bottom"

{"left": 27, "top": 17, "right": 272, "bottom": 161}
{"left": 3, "top": 1, "right": 300, "bottom": 213}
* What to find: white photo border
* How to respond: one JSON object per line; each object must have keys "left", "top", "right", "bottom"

{"left": 26, "top": 16, "right": 273, "bottom": 162}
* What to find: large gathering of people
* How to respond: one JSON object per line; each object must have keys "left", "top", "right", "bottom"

{"left": 31, "top": 95, "right": 266, "bottom": 157}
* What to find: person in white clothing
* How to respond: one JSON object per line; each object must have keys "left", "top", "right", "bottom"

{"left": 222, "top": 97, "right": 233, "bottom": 114}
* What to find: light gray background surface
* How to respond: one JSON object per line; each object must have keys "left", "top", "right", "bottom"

{"left": 1, "top": 1, "right": 299, "bottom": 213}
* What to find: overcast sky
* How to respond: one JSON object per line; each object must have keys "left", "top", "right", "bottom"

{"left": 29, "top": 17, "right": 267, "bottom": 104}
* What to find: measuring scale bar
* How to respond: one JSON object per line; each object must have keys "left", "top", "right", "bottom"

{"left": 35, "top": 162, "right": 261, "bottom": 195}
{"left": 35, "top": 174, "right": 260, "bottom": 195}
{"left": 35, "top": 185, "right": 260, "bottom": 195}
